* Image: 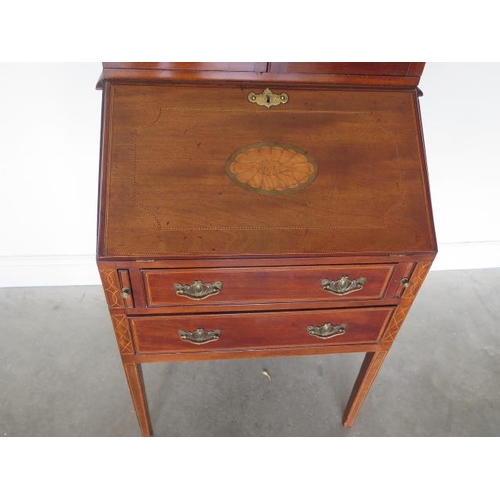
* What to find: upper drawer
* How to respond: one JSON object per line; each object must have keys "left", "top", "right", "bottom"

{"left": 143, "top": 264, "right": 396, "bottom": 308}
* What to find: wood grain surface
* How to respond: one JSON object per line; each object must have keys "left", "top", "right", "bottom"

{"left": 130, "top": 306, "right": 394, "bottom": 354}
{"left": 143, "top": 264, "right": 396, "bottom": 308}
{"left": 97, "top": 62, "right": 424, "bottom": 88}
{"left": 99, "top": 85, "right": 435, "bottom": 258}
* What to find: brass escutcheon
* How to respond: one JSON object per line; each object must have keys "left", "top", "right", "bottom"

{"left": 248, "top": 88, "right": 288, "bottom": 108}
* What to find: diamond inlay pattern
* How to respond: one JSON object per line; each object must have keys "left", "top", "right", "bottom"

{"left": 111, "top": 314, "right": 134, "bottom": 354}
{"left": 381, "top": 261, "right": 432, "bottom": 345}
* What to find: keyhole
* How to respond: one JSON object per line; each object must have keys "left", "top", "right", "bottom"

{"left": 266, "top": 95, "right": 271, "bottom": 104}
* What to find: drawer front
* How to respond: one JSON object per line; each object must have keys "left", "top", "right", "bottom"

{"left": 143, "top": 264, "right": 396, "bottom": 308}
{"left": 130, "top": 307, "right": 394, "bottom": 354}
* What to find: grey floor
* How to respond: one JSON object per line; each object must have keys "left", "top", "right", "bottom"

{"left": 1, "top": 268, "right": 499, "bottom": 437}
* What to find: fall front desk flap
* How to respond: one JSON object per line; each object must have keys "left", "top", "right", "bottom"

{"left": 100, "top": 85, "right": 436, "bottom": 258}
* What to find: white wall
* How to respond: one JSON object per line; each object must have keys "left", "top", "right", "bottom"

{"left": 419, "top": 63, "right": 500, "bottom": 270}
{"left": 0, "top": 63, "right": 102, "bottom": 286}
{"left": 0, "top": 62, "right": 499, "bottom": 287}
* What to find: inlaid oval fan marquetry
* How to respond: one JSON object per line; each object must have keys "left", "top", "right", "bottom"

{"left": 226, "top": 142, "right": 318, "bottom": 196}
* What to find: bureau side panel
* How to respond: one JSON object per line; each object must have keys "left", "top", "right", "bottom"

{"left": 96, "top": 82, "right": 114, "bottom": 259}
{"left": 412, "top": 92, "right": 438, "bottom": 254}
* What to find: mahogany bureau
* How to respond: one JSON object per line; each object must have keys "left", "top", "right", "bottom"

{"left": 96, "top": 62, "right": 437, "bottom": 436}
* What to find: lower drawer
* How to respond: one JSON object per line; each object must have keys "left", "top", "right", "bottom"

{"left": 129, "top": 307, "right": 394, "bottom": 354}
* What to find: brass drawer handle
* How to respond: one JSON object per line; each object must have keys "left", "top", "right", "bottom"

{"left": 174, "top": 280, "right": 223, "bottom": 300}
{"left": 307, "top": 322, "right": 347, "bottom": 340}
{"left": 321, "top": 276, "right": 366, "bottom": 296}
{"left": 178, "top": 328, "right": 221, "bottom": 345}
{"left": 248, "top": 88, "right": 288, "bottom": 108}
